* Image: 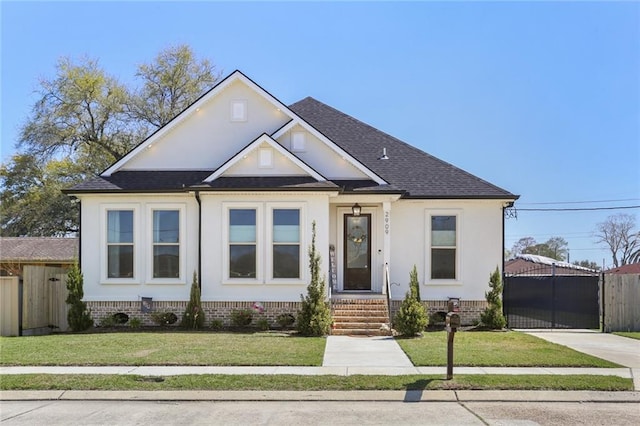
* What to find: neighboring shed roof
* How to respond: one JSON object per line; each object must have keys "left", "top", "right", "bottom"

{"left": 605, "top": 263, "right": 640, "bottom": 275}
{"left": 0, "top": 237, "right": 78, "bottom": 262}
{"left": 505, "top": 254, "right": 597, "bottom": 276}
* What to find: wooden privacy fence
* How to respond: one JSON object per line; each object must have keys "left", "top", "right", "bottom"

{"left": 603, "top": 273, "right": 640, "bottom": 332}
{"left": 1, "top": 277, "right": 20, "bottom": 336}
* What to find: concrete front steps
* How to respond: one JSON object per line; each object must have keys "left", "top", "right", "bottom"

{"left": 331, "top": 297, "right": 392, "bottom": 336}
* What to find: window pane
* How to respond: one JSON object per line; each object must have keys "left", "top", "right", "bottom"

{"left": 153, "top": 245, "right": 179, "bottom": 278}
{"left": 273, "top": 209, "right": 299, "bottom": 243}
{"left": 273, "top": 245, "right": 300, "bottom": 278}
{"left": 153, "top": 210, "right": 179, "bottom": 243}
{"left": 107, "top": 245, "right": 133, "bottom": 278}
{"left": 432, "top": 216, "right": 456, "bottom": 246}
{"left": 230, "top": 245, "right": 256, "bottom": 278}
{"left": 230, "top": 209, "right": 256, "bottom": 242}
{"left": 431, "top": 248, "right": 456, "bottom": 279}
{"left": 107, "top": 210, "right": 133, "bottom": 243}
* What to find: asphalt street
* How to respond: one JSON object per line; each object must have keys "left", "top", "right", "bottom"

{"left": 2, "top": 399, "right": 639, "bottom": 425}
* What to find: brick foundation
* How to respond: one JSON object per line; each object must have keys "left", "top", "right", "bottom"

{"left": 390, "top": 299, "right": 487, "bottom": 326}
{"left": 87, "top": 301, "right": 302, "bottom": 328}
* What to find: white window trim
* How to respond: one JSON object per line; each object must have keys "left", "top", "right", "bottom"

{"left": 222, "top": 202, "right": 306, "bottom": 285}
{"left": 424, "top": 209, "right": 463, "bottom": 285}
{"left": 230, "top": 99, "right": 247, "bottom": 122}
{"left": 266, "top": 202, "right": 306, "bottom": 285}
{"left": 100, "top": 203, "right": 141, "bottom": 285}
{"left": 222, "top": 202, "right": 264, "bottom": 285}
{"left": 258, "top": 148, "right": 273, "bottom": 168}
{"left": 291, "top": 131, "right": 306, "bottom": 152}
{"left": 146, "top": 204, "right": 187, "bottom": 285}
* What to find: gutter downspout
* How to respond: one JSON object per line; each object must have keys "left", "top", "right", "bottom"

{"left": 195, "top": 191, "right": 202, "bottom": 290}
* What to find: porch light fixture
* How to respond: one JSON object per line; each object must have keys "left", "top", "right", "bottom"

{"left": 352, "top": 203, "right": 362, "bottom": 216}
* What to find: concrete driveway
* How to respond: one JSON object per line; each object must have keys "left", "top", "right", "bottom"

{"left": 523, "top": 329, "right": 640, "bottom": 368}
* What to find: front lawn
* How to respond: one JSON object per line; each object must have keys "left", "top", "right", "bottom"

{"left": 0, "top": 374, "right": 632, "bottom": 392}
{"left": 396, "top": 331, "right": 621, "bottom": 367}
{"left": 0, "top": 332, "right": 325, "bottom": 366}
{"left": 613, "top": 332, "right": 640, "bottom": 340}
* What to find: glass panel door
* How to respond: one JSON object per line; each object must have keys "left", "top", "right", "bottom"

{"left": 344, "top": 214, "right": 371, "bottom": 290}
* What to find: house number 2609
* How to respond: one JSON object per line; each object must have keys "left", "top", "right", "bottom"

{"left": 384, "top": 211, "right": 390, "bottom": 235}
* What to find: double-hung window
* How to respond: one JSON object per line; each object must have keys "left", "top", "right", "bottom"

{"left": 272, "top": 209, "right": 300, "bottom": 279}
{"left": 107, "top": 210, "right": 134, "bottom": 278}
{"left": 431, "top": 215, "right": 457, "bottom": 279}
{"left": 229, "top": 209, "right": 257, "bottom": 278}
{"left": 225, "top": 204, "right": 304, "bottom": 283}
{"left": 152, "top": 210, "right": 180, "bottom": 278}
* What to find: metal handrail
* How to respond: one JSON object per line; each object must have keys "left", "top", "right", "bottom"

{"left": 384, "top": 263, "right": 391, "bottom": 325}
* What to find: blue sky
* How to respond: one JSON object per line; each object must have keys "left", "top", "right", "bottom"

{"left": 1, "top": 1, "right": 639, "bottom": 267}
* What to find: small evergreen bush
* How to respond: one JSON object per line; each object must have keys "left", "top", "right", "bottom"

{"left": 210, "top": 319, "right": 224, "bottom": 331}
{"left": 256, "top": 318, "right": 270, "bottom": 331}
{"left": 129, "top": 317, "right": 142, "bottom": 328}
{"left": 480, "top": 267, "right": 507, "bottom": 329}
{"left": 296, "top": 222, "right": 332, "bottom": 336}
{"left": 65, "top": 264, "right": 93, "bottom": 332}
{"left": 151, "top": 311, "right": 178, "bottom": 326}
{"left": 230, "top": 309, "right": 253, "bottom": 327}
{"left": 276, "top": 313, "right": 296, "bottom": 329}
{"left": 99, "top": 314, "right": 118, "bottom": 328}
{"left": 182, "top": 272, "right": 205, "bottom": 329}
{"left": 394, "top": 265, "right": 428, "bottom": 337}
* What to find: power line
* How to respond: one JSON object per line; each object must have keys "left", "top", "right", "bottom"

{"left": 516, "top": 205, "right": 640, "bottom": 212}
{"left": 519, "top": 198, "right": 640, "bottom": 206}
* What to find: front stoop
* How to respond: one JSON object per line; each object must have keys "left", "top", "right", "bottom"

{"left": 331, "top": 298, "right": 392, "bottom": 336}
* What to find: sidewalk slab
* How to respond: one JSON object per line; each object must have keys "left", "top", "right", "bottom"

{"left": 322, "top": 336, "right": 413, "bottom": 367}
{"left": 1, "top": 390, "right": 637, "bottom": 403}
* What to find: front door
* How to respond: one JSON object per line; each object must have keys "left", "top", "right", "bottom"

{"left": 344, "top": 214, "right": 371, "bottom": 290}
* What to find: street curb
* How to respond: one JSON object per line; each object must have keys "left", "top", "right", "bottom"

{"left": 1, "top": 390, "right": 638, "bottom": 403}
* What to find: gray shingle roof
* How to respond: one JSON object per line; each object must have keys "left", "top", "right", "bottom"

{"left": 67, "top": 94, "right": 516, "bottom": 200}
{"left": 289, "top": 97, "right": 516, "bottom": 199}
{"left": 0, "top": 237, "right": 78, "bottom": 262}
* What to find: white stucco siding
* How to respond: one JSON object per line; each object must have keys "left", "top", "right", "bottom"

{"left": 122, "top": 81, "right": 290, "bottom": 171}
{"left": 78, "top": 194, "right": 199, "bottom": 301}
{"left": 276, "top": 125, "right": 369, "bottom": 179}
{"left": 223, "top": 142, "right": 309, "bottom": 176}
{"left": 200, "top": 192, "right": 332, "bottom": 302}
{"left": 389, "top": 199, "right": 504, "bottom": 301}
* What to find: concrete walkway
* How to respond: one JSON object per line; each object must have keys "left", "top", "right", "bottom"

{"left": 522, "top": 329, "right": 640, "bottom": 368}
{"left": 322, "top": 336, "right": 414, "bottom": 367}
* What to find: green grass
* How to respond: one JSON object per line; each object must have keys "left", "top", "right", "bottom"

{"left": 0, "top": 374, "right": 632, "bottom": 391}
{"left": 613, "top": 332, "right": 640, "bottom": 340}
{"left": 0, "top": 332, "right": 325, "bottom": 366}
{"left": 396, "top": 331, "right": 621, "bottom": 367}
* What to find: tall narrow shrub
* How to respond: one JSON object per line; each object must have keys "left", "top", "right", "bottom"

{"left": 394, "top": 265, "right": 428, "bottom": 337}
{"left": 65, "top": 264, "right": 93, "bottom": 331}
{"left": 297, "top": 221, "right": 332, "bottom": 336}
{"left": 480, "top": 267, "right": 507, "bottom": 329}
{"left": 182, "top": 271, "right": 205, "bottom": 329}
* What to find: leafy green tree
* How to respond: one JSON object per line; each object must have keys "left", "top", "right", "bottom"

{"left": 513, "top": 236, "right": 569, "bottom": 261}
{"left": 1, "top": 155, "right": 81, "bottom": 235}
{"left": 480, "top": 267, "right": 507, "bottom": 329}
{"left": 127, "top": 44, "right": 221, "bottom": 129}
{"left": 297, "top": 222, "right": 332, "bottom": 336}
{"left": 1, "top": 46, "right": 219, "bottom": 236}
{"left": 182, "top": 272, "right": 205, "bottom": 329}
{"left": 66, "top": 264, "right": 93, "bottom": 331}
{"left": 573, "top": 260, "right": 600, "bottom": 271}
{"left": 394, "top": 265, "right": 428, "bottom": 337}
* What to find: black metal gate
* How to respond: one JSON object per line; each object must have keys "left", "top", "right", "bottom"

{"left": 503, "top": 274, "right": 600, "bottom": 329}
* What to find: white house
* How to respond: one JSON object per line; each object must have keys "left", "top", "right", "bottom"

{"left": 66, "top": 70, "right": 518, "bottom": 329}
